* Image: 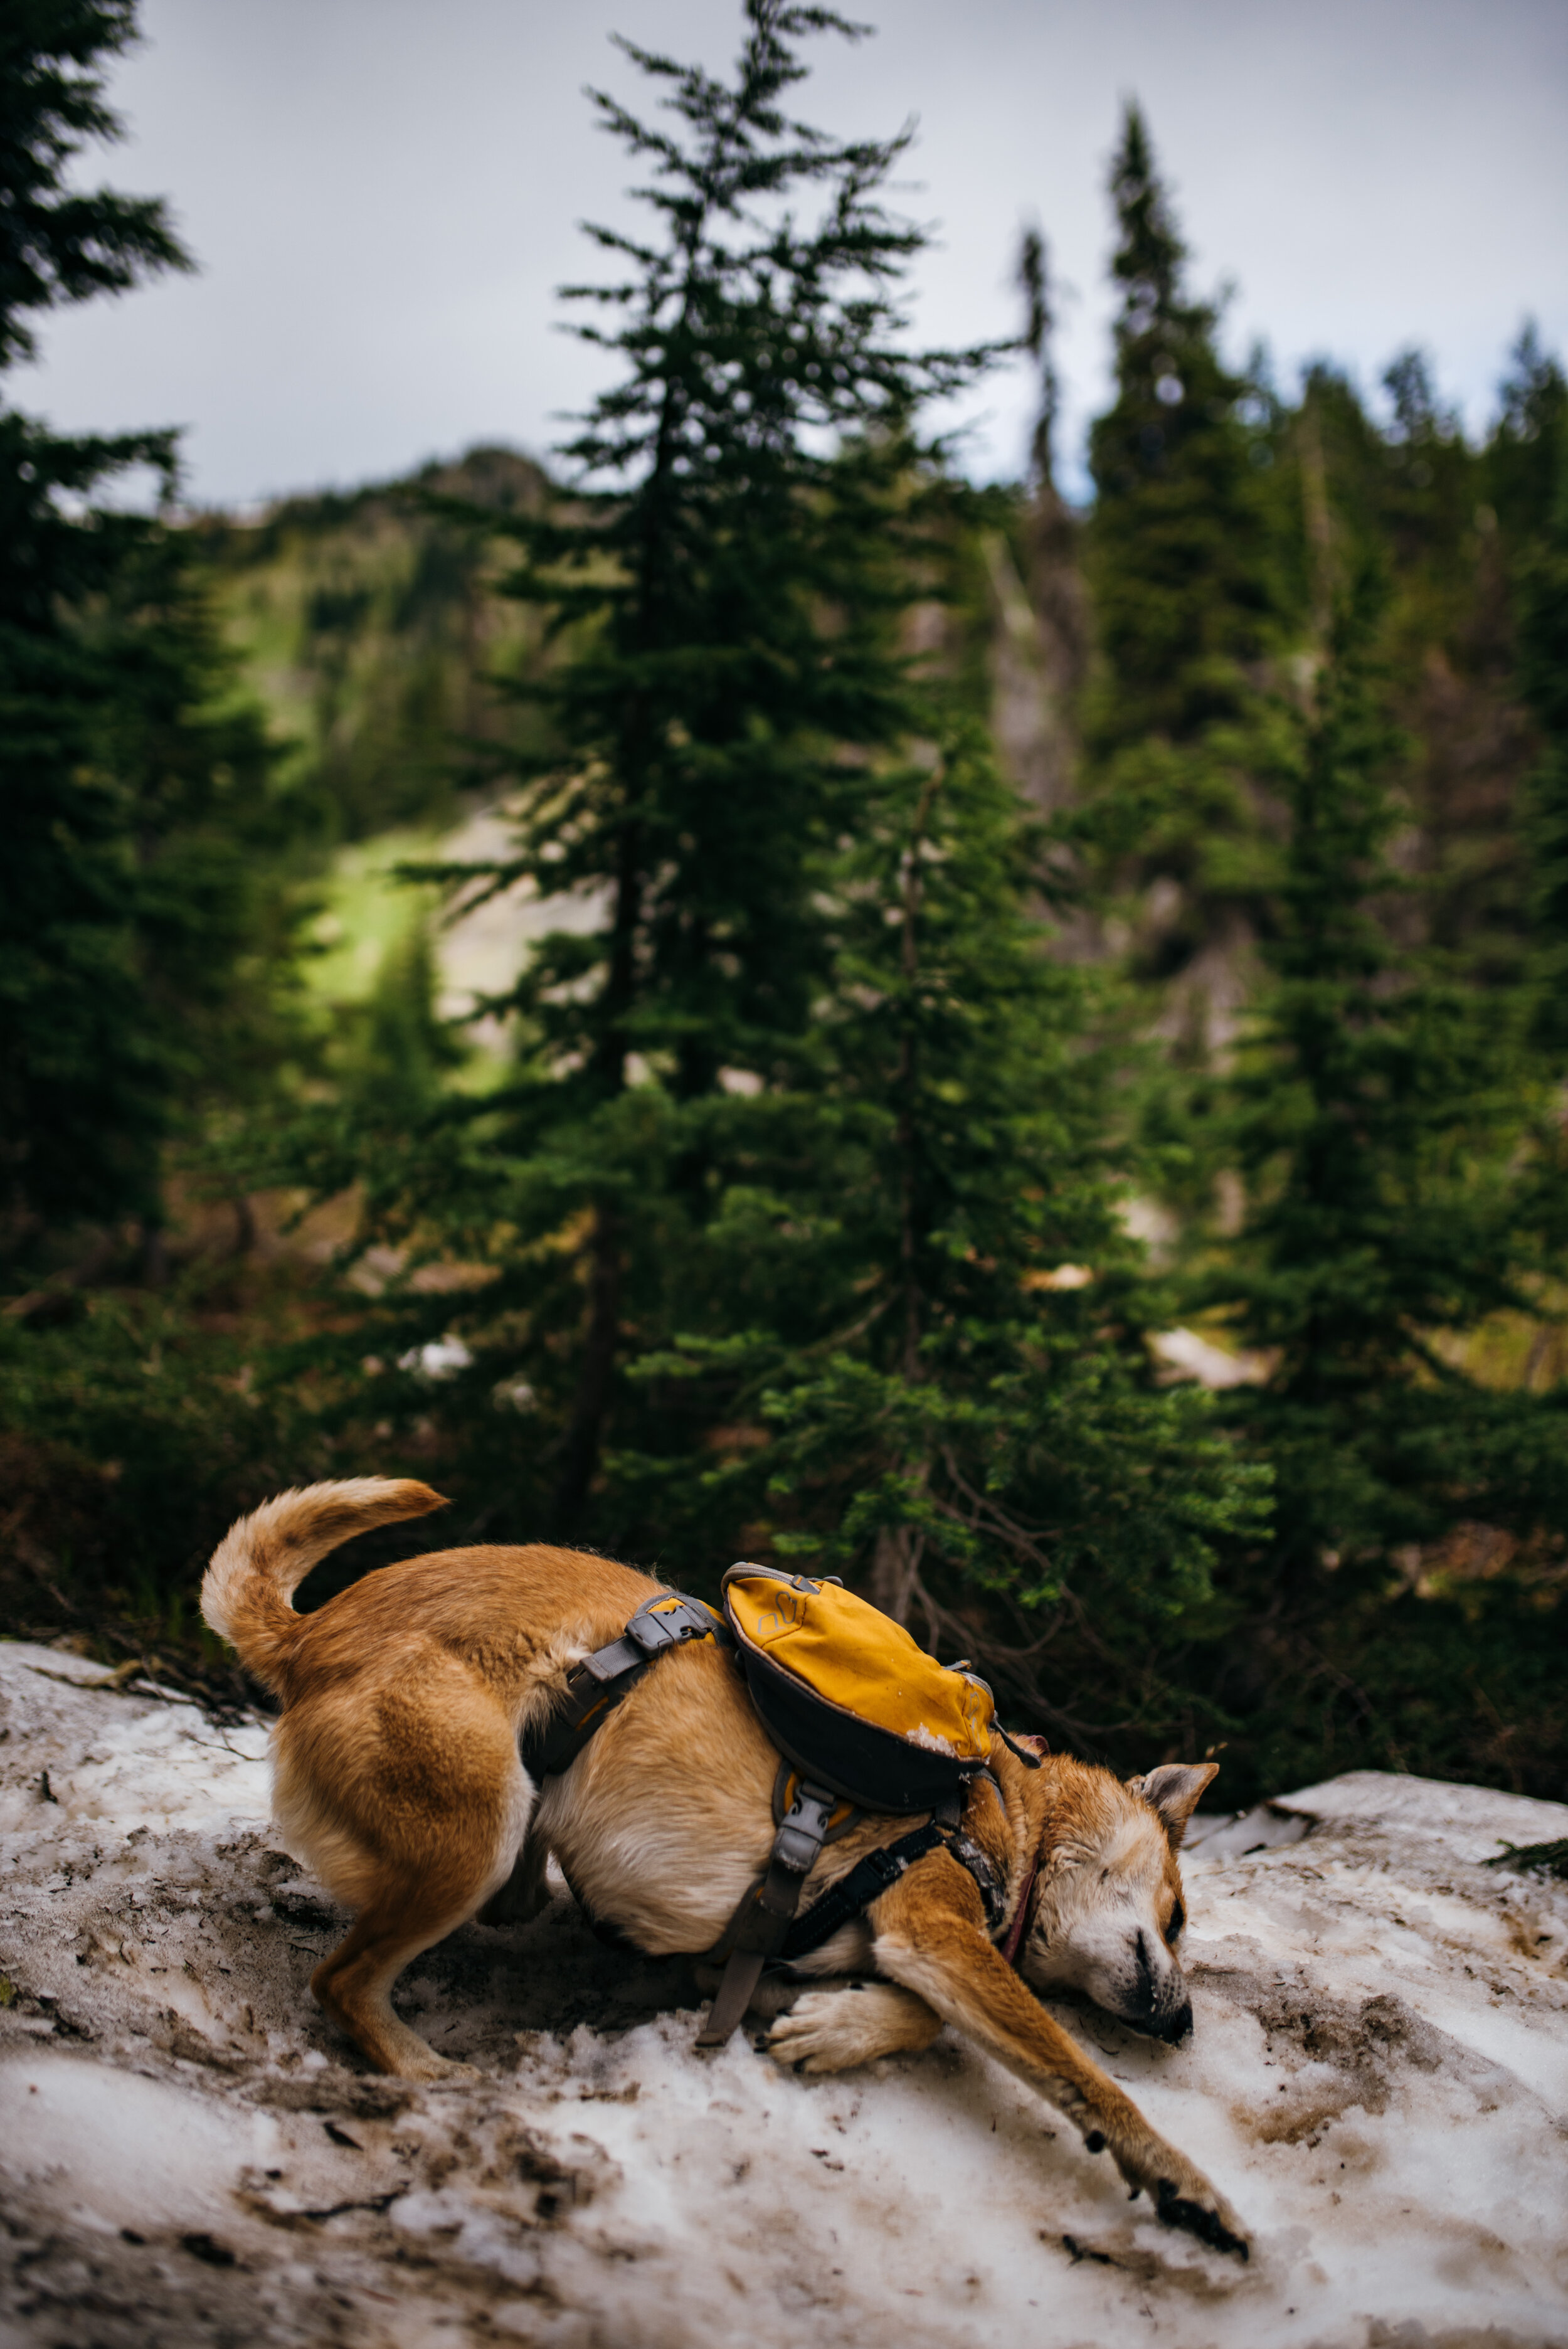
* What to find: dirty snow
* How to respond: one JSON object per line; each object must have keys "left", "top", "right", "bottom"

{"left": 2, "top": 1638, "right": 1566, "bottom": 2348}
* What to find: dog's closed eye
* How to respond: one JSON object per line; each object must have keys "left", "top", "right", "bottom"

{"left": 1164, "top": 1902, "right": 1185, "bottom": 1945}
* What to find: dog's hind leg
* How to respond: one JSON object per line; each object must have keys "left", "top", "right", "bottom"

{"left": 477, "top": 1829, "right": 551, "bottom": 1928}
{"left": 764, "top": 1982, "right": 941, "bottom": 2074}
{"left": 311, "top": 1889, "right": 489, "bottom": 2081}
{"left": 310, "top": 1768, "right": 531, "bottom": 2079}
{"left": 280, "top": 1674, "right": 532, "bottom": 2079}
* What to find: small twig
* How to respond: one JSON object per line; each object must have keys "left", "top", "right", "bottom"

{"left": 1485, "top": 1838, "right": 1568, "bottom": 1879}
{"left": 294, "top": 2192, "right": 405, "bottom": 2222}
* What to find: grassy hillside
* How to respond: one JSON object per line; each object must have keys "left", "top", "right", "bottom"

{"left": 194, "top": 444, "right": 552, "bottom": 844}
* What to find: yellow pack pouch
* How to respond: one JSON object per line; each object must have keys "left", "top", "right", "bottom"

{"left": 721, "top": 1564, "right": 997, "bottom": 1813}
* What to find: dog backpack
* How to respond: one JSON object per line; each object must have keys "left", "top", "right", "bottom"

{"left": 516, "top": 1564, "right": 1036, "bottom": 2048}
{"left": 692, "top": 1565, "right": 1029, "bottom": 2044}
{"left": 720, "top": 1564, "right": 997, "bottom": 1811}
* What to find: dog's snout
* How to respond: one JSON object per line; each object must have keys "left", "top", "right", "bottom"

{"left": 1121, "top": 1930, "right": 1192, "bottom": 2041}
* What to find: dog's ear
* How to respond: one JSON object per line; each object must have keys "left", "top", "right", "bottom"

{"left": 1126, "top": 1762, "right": 1218, "bottom": 1850}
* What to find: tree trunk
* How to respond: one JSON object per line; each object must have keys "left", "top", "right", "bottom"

{"left": 548, "top": 1201, "right": 623, "bottom": 1536}
{"left": 869, "top": 1522, "right": 924, "bottom": 1626}
{"left": 139, "top": 1217, "right": 169, "bottom": 1290}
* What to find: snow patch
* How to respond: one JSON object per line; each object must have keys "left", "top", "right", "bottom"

{"left": 2, "top": 1641, "right": 1567, "bottom": 2346}
{"left": 0, "top": 2051, "right": 269, "bottom": 2232}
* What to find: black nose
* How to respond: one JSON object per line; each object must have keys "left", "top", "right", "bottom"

{"left": 1126, "top": 1932, "right": 1192, "bottom": 2042}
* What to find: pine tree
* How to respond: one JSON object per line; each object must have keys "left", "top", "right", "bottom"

{"left": 341, "top": 915, "right": 467, "bottom": 1124}
{"left": 1278, "top": 351, "right": 1537, "bottom": 998}
{"left": 617, "top": 703, "right": 1269, "bottom": 1749}
{"left": 381, "top": 0, "right": 998, "bottom": 1531}
{"left": 0, "top": 1, "right": 187, "bottom": 366}
{"left": 1498, "top": 331, "right": 1568, "bottom": 1058}
{"left": 1486, "top": 323, "right": 1567, "bottom": 549}
{"left": 311, "top": 12, "right": 1267, "bottom": 1690}
{"left": 1081, "top": 103, "right": 1277, "bottom": 1022}
{"left": 1000, "top": 229, "right": 1086, "bottom": 816}
{"left": 0, "top": 1, "right": 297, "bottom": 1265}
{"left": 1194, "top": 571, "right": 1568, "bottom": 1779}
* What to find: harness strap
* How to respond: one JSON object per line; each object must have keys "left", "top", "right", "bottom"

{"left": 697, "top": 1782, "right": 1015, "bottom": 2047}
{"left": 519, "top": 1591, "right": 729, "bottom": 1783}
{"left": 697, "top": 1777, "right": 839, "bottom": 2047}
{"left": 1000, "top": 1853, "right": 1040, "bottom": 1967}
{"left": 779, "top": 1821, "right": 946, "bottom": 1962}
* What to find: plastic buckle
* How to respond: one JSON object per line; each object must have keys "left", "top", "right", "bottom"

{"left": 627, "top": 1614, "right": 678, "bottom": 1655}
{"left": 627, "top": 1598, "right": 703, "bottom": 1655}
{"left": 865, "top": 1845, "right": 904, "bottom": 1890}
{"left": 774, "top": 1779, "right": 836, "bottom": 1874}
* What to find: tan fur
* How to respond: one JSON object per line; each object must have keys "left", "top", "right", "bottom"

{"left": 201, "top": 1478, "right": 1246, "bottom": 2253}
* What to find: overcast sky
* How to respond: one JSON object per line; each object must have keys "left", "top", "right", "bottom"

{"left": 15, "top": 0, "right": 1567, "bottom": 508}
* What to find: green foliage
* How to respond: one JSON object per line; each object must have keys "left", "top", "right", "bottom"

{"left": 1195, "top": 571, "right": 1568, "bottom": 1604}
{"left": 1506, "top": 339, "right": 1568, "bottom": 1056}
{"left": 0, "top": 0, "right": 304, "bottom": 1258}
{"left": 1086, "top": 105, "right": 1274, "bottom": 756}
{"left": 370, "top": 0, "right": 1003, "bottom": 1530}
{"left": 0, "top": 1278, "right": 320, "bottom": 1648}
{"left": 1079, "top": 104, "right": 1278, "bottom": 994}
{"left": 614, "top": 718, "right": 1270, "bottom": 1744}
{"left": 0, "top": 444, "right": 303, "bottom": 1257}
{"left": 1231, "top": 1567, "right": 1568, "bottom": 1804}
{"left": 0, "top": 0, "right": 189, "bottom": 367}
{"left": 337, "top": 913, "right": 467, "bottom": 1121}
{"left": 473, "top": 9, "right": 992, "bottom": 1090}
{"left": 252, "top": 18, "right": 1269, "bottom": 1752}
{"left": 1257, "top": 350, "right": 1541, "bottom": 992}
{"left": 1485, "top": 322, "right": 1568, "bottom": 547}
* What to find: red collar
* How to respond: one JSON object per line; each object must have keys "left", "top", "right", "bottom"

{"left": 1000, "top": 1855, "right": 1039, "bottom": 1969}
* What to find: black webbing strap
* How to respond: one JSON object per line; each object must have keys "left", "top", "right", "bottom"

{"left": 520, "top": 1591, "right": 729, "bottom": 1784}
{"left": 697, "top": 1778, "right": 838, "bottom": 2047}
{"left": 780, "top": 1821, "right": 946, "bottom": 1963}
{"left": 698, "top": 1776, "right": 1017, "bottom": 2044}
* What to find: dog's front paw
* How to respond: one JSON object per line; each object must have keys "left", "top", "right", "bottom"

{"left": 1154, "top": 2171, "right": 1249, "bottom": 2261}
{"left": 765, "top": 1983, "right": 938, "bottom": 2076}
{"left": 764, "top": 1988, "right": 870, "bottom": 2075}
{"left": 1119, "top": 2140, "right": 1247, "bottom": 2260}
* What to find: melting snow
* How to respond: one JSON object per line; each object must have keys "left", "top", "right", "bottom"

{"left": 1, "top": 1637, "right": 1565, "bottom": 2347}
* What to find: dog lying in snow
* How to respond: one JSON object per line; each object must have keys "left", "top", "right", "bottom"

{"left": 201, "top": 1477, "right": 1248, "bottom": 2258}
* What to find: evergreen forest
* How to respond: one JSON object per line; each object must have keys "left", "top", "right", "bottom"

{"left": 4, "top": 0, "right": 1567, "bottom": 1808}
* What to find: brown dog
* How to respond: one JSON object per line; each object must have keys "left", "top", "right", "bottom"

{"left": 201, "top": 1477, "right": 1247, "bottom": 2257}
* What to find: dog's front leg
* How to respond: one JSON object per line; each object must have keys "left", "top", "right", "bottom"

{"left": 870, "top": 1850, "right": 1248, "bottom": 2260}
{"left": 764, "top": 1981, "right": 942, "bottom": 2073}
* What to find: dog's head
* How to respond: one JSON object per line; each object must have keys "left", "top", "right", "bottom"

{"left": 1015, "top": 1758, "right": 1216, "bottom": 2042}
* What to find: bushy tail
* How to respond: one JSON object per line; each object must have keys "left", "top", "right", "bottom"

{"left": 201, "top": 1477, "right": 448, "bottom": 1694}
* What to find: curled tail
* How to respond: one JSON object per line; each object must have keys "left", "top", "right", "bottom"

{"left": 201, "top": 1476, "right": 448, "bottom": 1694}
